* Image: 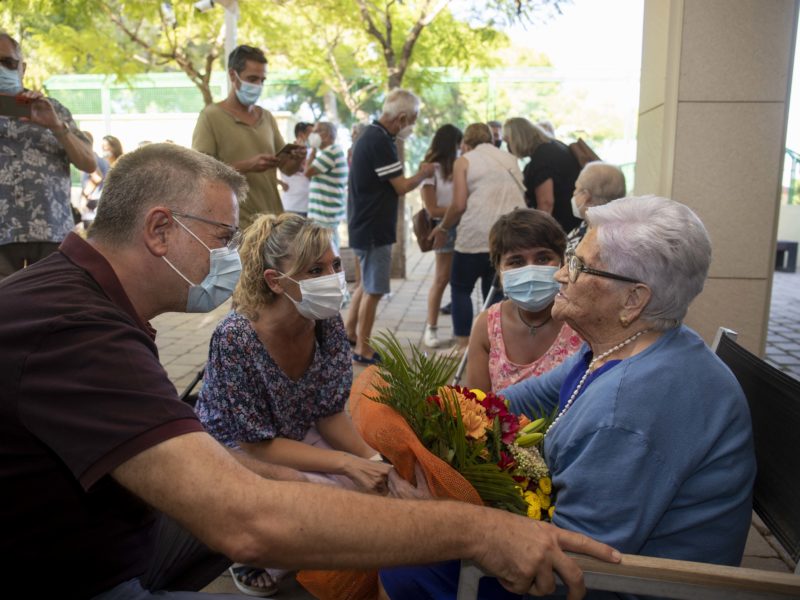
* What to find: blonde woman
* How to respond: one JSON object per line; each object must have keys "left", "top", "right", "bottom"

{"left": 503, "top": 117, "right": 581, "bottom": 233}
{"left": 195, "top": 213, "right": 391, "bottom": 596}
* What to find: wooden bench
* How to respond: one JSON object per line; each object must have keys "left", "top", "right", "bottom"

{"left": 456, "top": 327, "right": 800, "bottom": 599}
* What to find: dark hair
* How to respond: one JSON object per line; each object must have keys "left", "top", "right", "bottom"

{"left": 489, "top": 208, "right": 566, "bottom": 268}
{"left": 228, "top": 45, "right": 267, "bottom": 73}
{"left": 294, "top": 122, "right": 312, "bottom": 137}
{"left": 102, "top": 135, "right": 124, "bottom": 160}
{"left": 423, "top": 124, "right": 463, "bottom": 180}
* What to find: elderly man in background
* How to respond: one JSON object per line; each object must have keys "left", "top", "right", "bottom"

{"left": 192, "top": 44, "right": 302, "bottom": 229}
{"left": 0, "top": 142, "right": 618, "bottom": 599}
{"left": 567, "top": 161, "right": 627, "bottom": 251}
{"left": 346, "top": 89, "right": 436, "bottom": 364}
{"left": 0, "top": 32, "right": 96, "bottom": 279}
{"left": 305, "top": 120, "right": 348, "bottom": 250}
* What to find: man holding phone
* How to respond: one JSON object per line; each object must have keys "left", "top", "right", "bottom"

{"left": 192, "top": 44, "right": 304, "bottom": 230}
{"left": 0, "top": 32, "right": 96, "bottom": 280}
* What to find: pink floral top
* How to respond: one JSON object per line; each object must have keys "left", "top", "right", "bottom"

{"left": 487, "top": 302, "right": 583, "bottom": 392}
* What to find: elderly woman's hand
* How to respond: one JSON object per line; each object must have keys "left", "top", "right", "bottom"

{"left": 341, "top": 454, "right": 393, "bottom": 494}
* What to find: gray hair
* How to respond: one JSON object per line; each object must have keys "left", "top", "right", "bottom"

{"left": 89, "top": 143, "right": 247, "bottom": 245}
{"left": 587, "top": 195, "right": 711, "bottom": 331}
{"left": 503, "top": 117, "right": 552, "bottom": 158}
{"left": 317, "top": 121, "right": 337, "bottom": 142}
{"left": 381, "top": 89, "right": 420, "bottom": 119}
{"left": 580, "top": 161, "right": 627, "bottom": 205}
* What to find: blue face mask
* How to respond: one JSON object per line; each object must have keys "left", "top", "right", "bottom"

{"left": 502, "top": 265, "right": 560, "bottom": 312}
{"left": 163, "top": 218, "right": 242, "bottom": 313}
{"left": 234, "top": 73, "right": 263, "bottom": 106}
{"left": 0, "top": 65, "right": 22, "bottom": 95}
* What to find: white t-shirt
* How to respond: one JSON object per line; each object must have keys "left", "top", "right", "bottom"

{"left": 421, "top": 163, "right": 454, "bottom": 208}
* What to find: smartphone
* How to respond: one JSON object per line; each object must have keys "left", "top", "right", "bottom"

{"left": 0, "top": 93, "right": 32, "bottom": 118}
{"left": 277, "top": 143, "right": 304, "bottom": 156}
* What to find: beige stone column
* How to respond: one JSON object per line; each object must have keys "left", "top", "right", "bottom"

{"left": 634, "top": 0, "right": 799, "bottom": 354}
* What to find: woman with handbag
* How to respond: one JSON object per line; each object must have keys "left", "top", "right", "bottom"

{"left": 431, "top": 123, "right": 526, "bottom": 350}
{"left": 420, "top": 124, "right": 463, "bottom": 348}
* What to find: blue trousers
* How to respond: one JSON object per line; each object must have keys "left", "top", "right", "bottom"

{"left": 450, "top": 251, "right": 502, "bottom": 337}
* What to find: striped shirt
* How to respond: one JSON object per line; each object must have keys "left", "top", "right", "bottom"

{"left": 308, "top": 144, "right": 348, "bottom": 226}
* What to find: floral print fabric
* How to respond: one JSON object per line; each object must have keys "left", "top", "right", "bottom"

{"left": 195, "top": 311, "right": 352, "bottom": 447}
{"left": 487, "top": 301, "right": 582, "bottom": 391}
{"left": 0, "top": 98, "right": 82, "bottom": 244}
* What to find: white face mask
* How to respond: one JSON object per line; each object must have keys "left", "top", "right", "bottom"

{"left": 502, "top": 265, "right": 560, "bottom": 312}
{"left": 281, "top": 271, "right": 346, "bottom": 320}
{"left": 397, "top": 124, "right": 414, "bottom": 140}
{"left": 308, "top": 132, "right": 322, "bottom": 149}
{"left": 571, "top": 195, "right": 583, "bottom": 220}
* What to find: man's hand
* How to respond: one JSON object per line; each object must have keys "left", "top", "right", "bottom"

{"left": 429, "top": 226, "right": 448, "bottom": 250}
{"left": 472, "top": 511, "right": 620, "bottom": 599}
{"left": 20, "top": 90, "right": 61, "bottom": 131}
{"left": 418, "top": 161, "right": 436, "bottom": 179}
{"left": 246, "top": 154, "right": 281, "bottom": 173}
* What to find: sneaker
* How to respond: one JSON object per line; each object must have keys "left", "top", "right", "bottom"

{"left": 424, "top": 324, "right": 441, "bottom": 348}
{"left": 440, "top": 302, "right": 452, "bottom": 315}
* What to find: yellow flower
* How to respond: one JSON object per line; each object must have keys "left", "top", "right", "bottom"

{"left": 525, "top": 490, "right": 542, "bottom": 520}
{"left": 537, "top": 488, "right": 551, "bottom": 509}
{"left": 548, "top": 505, "right": 555, "bottom": 519}
{"left": 470, "top": 388, "right": 487, "bottom": 401}
{"left": 538, "top": 477, "right": 552, "bottom": 495}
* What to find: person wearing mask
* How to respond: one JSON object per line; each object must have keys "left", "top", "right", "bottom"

{"left": 102, "top": 134, "right": 124, "bottom": 167}
{"left": 305, "top": 121, "right": 348, "bottom": 252}
{"left": 487, "top": 120, "right": 503, "bottom": 148}
{"left": 567, "top": 161, "right": 627, "bottom": 251}
{"left": 79, "top": 131, "right": 111, "bottom": 228}
{"left": 192, "top": 44, "right": 303, "bottom": 229}
{"left": 196, "top": 213, "right": 390, "bottom": 595}
{"left": 346, "top": 89, "right": 435, "bottom": 365}
{"left": 0, "top": 32, "right": 96, "bottom": 279}
{"left": 466, "top": 208, "right": 582, "bottom": 392}
{"left": 0, "top": 142, "right": 619, "bottom": 599}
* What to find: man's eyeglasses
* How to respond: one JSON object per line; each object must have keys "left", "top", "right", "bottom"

{"left": 171, "top": 211, "right": 241, "bottom": 250}
{"left": 565, "top": 250, "right": 640, "bottom": 284}
{"left": 0, "top": 57, "right": 20, "bottom": 71}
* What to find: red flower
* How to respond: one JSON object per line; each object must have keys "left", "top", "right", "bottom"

{"left": 497, "top": 451, "right": 516, "bottom": 471}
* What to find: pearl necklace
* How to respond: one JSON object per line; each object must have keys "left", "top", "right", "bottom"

{"left": 545, "top": 329, "right": 650, "bottom": 437}
{"left": 517, "top": 306, "right": 552, "bottom": 336}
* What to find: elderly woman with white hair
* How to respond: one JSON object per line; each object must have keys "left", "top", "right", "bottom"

{"left": 504, "top": 195, "right": 755, "bottom": 564}
{"left": 379, "top": 196, "right": 756, "bottom": 600}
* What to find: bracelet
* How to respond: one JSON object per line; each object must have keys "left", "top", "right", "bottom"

{"left": 438, "top": 224, "right": 451, "bottom": 233}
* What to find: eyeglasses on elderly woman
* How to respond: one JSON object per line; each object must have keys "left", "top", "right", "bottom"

{"left": 565, "top": 250, "right": 640, "bottom": 284}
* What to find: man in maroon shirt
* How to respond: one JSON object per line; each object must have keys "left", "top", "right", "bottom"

{"left": 0, "top": 143, "right": 616, "bottom": 599}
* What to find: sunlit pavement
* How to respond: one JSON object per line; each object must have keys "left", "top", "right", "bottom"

{"left": 149, "top": 245, "right": 796, "bottom": 595}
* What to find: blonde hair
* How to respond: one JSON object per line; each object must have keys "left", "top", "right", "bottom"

{"left": 462, "top": 123, "right": 492, "bottom": 149}
{"left": 233, "top": 213, "right": 332, "bottom": 320}
{"left": 503, "top": 117, "right": 552, "bottom": 158}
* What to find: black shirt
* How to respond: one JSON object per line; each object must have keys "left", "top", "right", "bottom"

{"left": 347, "top": 121, "right": 404, "bottom": 249}
{"left": 523, "top": 140, "right": 582, "bottom": 232}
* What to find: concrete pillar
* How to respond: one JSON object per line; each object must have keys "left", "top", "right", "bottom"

{"left": 634, "top": 0, "right": 799, "bottom": 354}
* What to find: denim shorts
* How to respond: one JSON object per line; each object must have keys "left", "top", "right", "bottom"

{"left": 353, "top": 244, "right": 392, "bottom": 295}
{"left": 432, "top": 218, "right": 456, "bottom": 254}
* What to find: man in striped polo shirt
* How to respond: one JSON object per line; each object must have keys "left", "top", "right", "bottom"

{"left": 305, "top": 121, "right": 348, "bottom": 250}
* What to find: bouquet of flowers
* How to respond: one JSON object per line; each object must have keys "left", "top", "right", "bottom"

{"left": 370, "top": 333, "right": 556, "bottom": 520}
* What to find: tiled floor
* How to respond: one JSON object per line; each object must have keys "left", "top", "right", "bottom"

{"left": 150, "top": 245, "right": 797, "bottom": 596}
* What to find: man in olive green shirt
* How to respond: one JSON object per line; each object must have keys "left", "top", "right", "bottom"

{"left": 192, "top": 45, "right": 301, "bottom": 229}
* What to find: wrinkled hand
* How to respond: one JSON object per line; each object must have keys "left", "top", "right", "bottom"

{"left": 248, "top": 154, "right": 280, "bottom": 172}
{"left": 342, "top": 454, "right": 393, "bottom": 494}
{"left": 387, "top": 463, "right": 432, "bottom": 500}
{"left": 472, "top": 510, "right": 620, "bottom": 599}
{"left": 19, "top": 90, "right": 60, "bottom": 131}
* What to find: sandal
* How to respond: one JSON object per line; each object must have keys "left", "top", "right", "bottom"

{"left": 229, "top": 564, "right": 279, "bottom": 597}
{"left": 352, "top": 351, "right": 382, "bottom": 365}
